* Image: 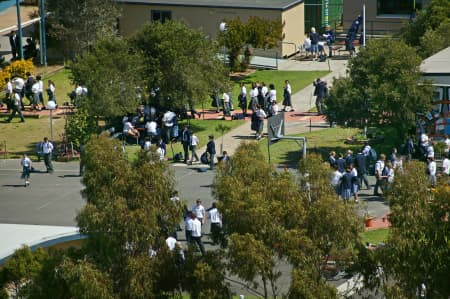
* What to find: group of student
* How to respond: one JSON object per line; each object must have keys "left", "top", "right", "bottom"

{"left": 303, "top": 25, "right": 335, "bottom": 61}
{"left": 2, "top": 73, "right": 57, "bottom": 122}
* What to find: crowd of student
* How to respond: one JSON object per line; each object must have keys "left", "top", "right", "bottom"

{"left": 329, "top": 134, "right": 450, "bottom": 201}
{"left": 165, "top": 196, "right": 222, "bottom": 257}
{"left": 2, "top": 73, "right": 57, "bottom": 122}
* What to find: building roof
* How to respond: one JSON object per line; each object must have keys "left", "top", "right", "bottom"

{"left": 117, "top": 0, "right": 304, "bottom": 11}
{"left": 0, "top": 224, "right": 85, "bottom": 265}
{"left": 420, "top": 47, "right": 450, "bottom": 75}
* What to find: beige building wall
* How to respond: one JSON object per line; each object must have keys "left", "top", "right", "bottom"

{"left": 282, "top": 4, "right": 304, "bottom": 57}
{"left": 119, "top": 3, "right": 304, "bottom": 57}
{"left": 343, "top": 0, "right": 429, "bottom": 35}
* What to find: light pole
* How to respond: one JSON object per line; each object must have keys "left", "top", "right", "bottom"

{"left": 39, "top": 0, "right": 47, "bottom": 66}
{"left": 16, "top": 0, "right": 23, "bottom": 59}
{"left": 219, "top": 22, "right": 227, "bottom": 66}
{"left": 46, "top": 100, "right": 56, "bottom": 141}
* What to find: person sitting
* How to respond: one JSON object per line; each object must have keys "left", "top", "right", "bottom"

{"left": 145, "top": 119, "right": 158, "bottom": 138}
{"left": 123, "top": 120, "right": 139, "bottom": 138}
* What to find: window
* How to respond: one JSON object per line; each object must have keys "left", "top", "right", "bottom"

{"left": 151, "top": 10, "right": 172, "bottom": 23}
{"left": 377, "top": 0, "right": 421, "bottom": 15}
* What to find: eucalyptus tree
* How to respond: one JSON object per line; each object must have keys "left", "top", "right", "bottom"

{"left": 212, "top": 143, "right": 362, "bottom": 298}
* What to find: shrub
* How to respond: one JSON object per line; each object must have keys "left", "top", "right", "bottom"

{"left": 0, "top": 59, "right": 35, "bottom": 89}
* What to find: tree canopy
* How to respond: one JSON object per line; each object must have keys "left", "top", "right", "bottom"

{"left": 69, "top": 37, "right": 144, "bottom": 122}
{"left": 355, "top": 162, "right": 450, "bottom": 298}
{"left": 129, "top": 21, "right": 229, "bottom": 110}
{"left": 325, "top": 38, "right": 433, "bottom": 140}
{"left": 212, "top": 143, "right": 362, "bottom": 298}
{"left": 46, "top": 0, "right": 120, "bottom": 58}
{"left": 218, "top": 17, "right": 283, "bottom": 71}
{"left": 399, "top": 0, "right": 450, "bottom": 57}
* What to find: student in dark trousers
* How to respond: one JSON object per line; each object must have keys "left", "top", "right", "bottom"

{"left": 206, "top": 135, "right": 216, "bottom": 170}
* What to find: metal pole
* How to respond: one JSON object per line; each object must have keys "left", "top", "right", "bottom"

{"left": 40, "top": 0, "right": 47, "bottom": 66}
{"left": 50, "top": 109, "right": 53, "bottom": 141}
{"left": 362, "top": 4, "right": 366, "bottom": 47}
{"left": 16, "top": 0, "right": 23, "bottom": 59}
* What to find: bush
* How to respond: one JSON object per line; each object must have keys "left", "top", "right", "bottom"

{"left": 0, "top": 59, "right": 35, "bottom": 89}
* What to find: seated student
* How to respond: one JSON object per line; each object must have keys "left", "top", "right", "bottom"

{"left": 123, "top": 120, "right": 140, "bottom": 138}
{"left": 145, "top": 119, "right": 158, "bottom": 138}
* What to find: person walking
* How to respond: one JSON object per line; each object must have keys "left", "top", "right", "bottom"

{"left": 20, "top": 154, "right": 32, "bottom": 187}
{"left": 313, "top": 78, "right": 327, "bottom": 115}
{"left": 206, "top": 135, "right": 216, "bottom": 170}
{"left": 208, "top": 202, "right": 222, "bottom": 245}
{"left": 41, "top": 137, "right": 54, "bottom": 173}
{"left": 189, "top": 131, "right": 200, "bottom": 164}
{"left": 190, "top": 213, "right": 205, "bottom": 255}
{"left": 6, "top": 90, "right": 25, "bottom": 123}
{"left": 238, "top": 82, "right": 247, "bottom": 117}
{"left": 282, "top": 80, "right": 294, "bottom": 111}
{"left": 373, "top": 154, "right": 386, "bottom": 196}
{"left": 181, "top": 125, "right": 191, "bottom": 164}
{"left": 9, "top": 30, "right": 18, "bottom": 60}
{"left": 47, "top": 80, "right": 57, "bottom": 107}
{"left": 2, "top": 78, "right": 13, "bottom": 109}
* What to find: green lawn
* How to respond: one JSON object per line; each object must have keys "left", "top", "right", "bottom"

{"left": 45, "top": 68, "right": 74, "bottom": 106}
{"left": 229, "top": 70, "right": 329, "bottom": 102}
{"left": 258, "top": 127, "right": 361, "bottom": 165}
{"left": 0, "top": 67, "right": 74, "bottom": 158}
{"left": 360, "top": 228, "right": 389, "bottom": 245}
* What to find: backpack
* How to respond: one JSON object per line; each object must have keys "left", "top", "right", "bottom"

{"left": 200, "top": 152, "right": 209, "bottom": 164}
{"left": 369, "top": 148, "right": 377, "bottom": 161}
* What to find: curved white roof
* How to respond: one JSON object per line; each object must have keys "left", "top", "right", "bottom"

{"left": 0, "top": 224, "right": 85, "bottom": 264}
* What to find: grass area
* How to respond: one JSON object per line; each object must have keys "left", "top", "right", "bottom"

{"left": 1, "top": 67, "right": 74, "bottom": 158}
{"left": 258, "top": 127, "right": 361, "bottom": 165}
{"left": 0, "top": 116, "right": 67, "bottom": 158}
{"left": 124, "top": 119, "right": 245, "bottom": 160}
{"left": 229, "top": 70, "right": 329, "bottom": 102}
{"left": 44, "top": 68, "right": 74, "bottom": 106}
{"left": 360, "top": 228, "right": 389, "bottom": 245}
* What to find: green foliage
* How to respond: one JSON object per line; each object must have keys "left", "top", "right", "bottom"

{"left": 65, "top": 106, "right": 96, "bottom": 148}
{"left": 75, "top": 135, "right": 183, "bottom": 297}
{"left": 288, "top": 268, "right": 336, "bottom": 299}
{"left": 182, "top": 250, "right": 231, "bottom": 299}
{"left": 357, "top": 162, "right": 450, "bottom": 297}
{"left": 212, "top": 144, "right": 362, "bottom": 298}
{"left": 399, "top": 0, "right": 450, "bottom": 56}
{"left": 418, "top": 20, "right": 450, "bottom": 58}
{"left": 0, "top": 246, "right": 46, "bottom": 298}
{"left": 129, "top": 21, "right": 229, "bottom": 110}
{"left": 325, "top": 38, "right": 433, "bottom": 140}
{"left": 46, "top": 0, "right": 120, "bottom": 58}
{"left": 218, "top": 17, "right": 283, "bottom": 71}
{"left": 69, "top": 37, "right": 144, "bottom": 121}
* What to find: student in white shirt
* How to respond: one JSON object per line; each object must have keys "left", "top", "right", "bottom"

{"left": 442, "top": 154, "right": 450, "bottom": 176}
{"left": 41, "top": 137, "right": 54, "bottom": 173}
{"left": 208, "top": 202, "right": 222, "bottom": 245}
{"left": 190, "top": 214, "right": 205, "bottom": 255}
{"left": 192, "top": 199, "right": 206, "bottom": 225}
{"left": 20, "top": 154, "right": 32, "bottom": 186}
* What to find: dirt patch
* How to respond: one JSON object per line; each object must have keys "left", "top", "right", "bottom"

{"left": 229, "top": 68, "right": 257, "bottom": 81}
